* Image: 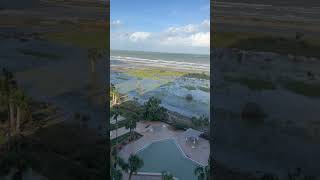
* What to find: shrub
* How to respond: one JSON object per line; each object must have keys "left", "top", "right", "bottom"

{"left": 241, "top": 102, "right": 266, "bottom": 123}
{"left": 143, "top": 97, "right": 168, "bottom": 121}
{"left": 185, "top": 94, "right": 193, "bottom": 101}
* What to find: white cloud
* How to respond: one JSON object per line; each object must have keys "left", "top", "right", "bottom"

{"left": 111, "top": 20, "right": 122, "bottom": 25}
{"left": 201, "top": 19, "right": 210, "bottom": 29}
{"left": 166, "top": 24, "right": 198, "bottom": 34}
{"left": 111, "top": 19, "right": 210, "bottom": 54}
{"left": 160, "top": 32, "right": 210, "bottom": 48}
{"left": 191, "top": 32, "right": 210, "bottom": 47}
{"left": 129, "top": 32, "right": 151, "bottom": 42}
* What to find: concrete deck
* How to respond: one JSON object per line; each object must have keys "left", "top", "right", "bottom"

{"left": 118, "top": 121, "right": 209, "bottom": 166}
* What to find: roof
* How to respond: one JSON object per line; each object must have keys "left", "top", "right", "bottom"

{"left": 184, "top": 128, "right": 203, "bottom": 138}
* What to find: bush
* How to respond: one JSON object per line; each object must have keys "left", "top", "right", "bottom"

{"left": 241, "top": 102, "right": 266, "bottom": 123}
{"left": 185, "top": 94, "right": 193, "bottom": 101}
{"left": 171, "top": 121, "right": 189, "bottom": 130}
{"left": 143, "top": 97, "right": 168, "bottom": 121}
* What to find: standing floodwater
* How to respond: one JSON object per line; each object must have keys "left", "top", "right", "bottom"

{"left": 110, "top": 50, "right": 210, "bottom": 118}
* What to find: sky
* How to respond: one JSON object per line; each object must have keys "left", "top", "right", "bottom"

{"left": 111, "top": 0, "right": 210, "bottom": 54}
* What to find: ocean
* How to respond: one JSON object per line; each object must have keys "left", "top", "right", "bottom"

{"left": 110, "top": 50, "right": 210, "bottom": 72}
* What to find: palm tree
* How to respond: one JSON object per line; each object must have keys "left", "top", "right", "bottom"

{"left": 111, "top": 106, "right": 122, "bottom": 148}
{"left": 162, "top": 171, "right": 175, "bottom": 180}
{"left": 12, "top": 89, "right": 28, "bottom": 134}
{"left": 110, "top": 84, "right": 121, "bottom": 107}
{"left": 1, "top": 68, "right": 17, "bottom": 146}
{"left": 123, "top": 154, "right": 144, "bottom": 180}
{"left": 87, "top": 48, "right": 102, "bottom": 74}
{"left": 194, "top": 165, "right": 209, "bottom": 180}
{"left": 125, "top": 113, "right": 138, "bottom": 140}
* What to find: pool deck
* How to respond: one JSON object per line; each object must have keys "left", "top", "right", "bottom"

{"left": 118, "top": 121, "right": 209, "bottom": 166}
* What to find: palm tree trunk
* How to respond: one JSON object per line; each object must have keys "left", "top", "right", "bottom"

{"left": 9, "top": 102, "right": 15, "bottom": 134}
{"left": 16, "top": 107, "right": 21, "bottom": 134}
{"left": 128, "top": 172, "right": 132, "bottom": 180}
{"left": 91, "top": 59, "right": 96, "bottom": 73}
{"left": 7, "top": 104, "right": 11, "bottom": 150}
{"left": 115, "top": 117, "right": 118, "bottom": 147}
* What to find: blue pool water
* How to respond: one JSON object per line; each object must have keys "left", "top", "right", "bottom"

{"left": 136, "top": 139, "right": 202, "bottom": 180}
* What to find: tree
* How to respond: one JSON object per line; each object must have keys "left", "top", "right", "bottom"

{"left": 125, "top": 113, "right": 138, "bottom": 140}
{"left": 110, "top": 84, "right": 121, "bottom": 107}
{"left": 111, "top": 106, "right": 122, "bottom": 147}
{"left": 194, "top": 165, "right": 209, "bottom": 180}
{"left": 143, "top": 97, "right": 168, "bottom": 121}
{"left": 12, "top": 90, "right": 29, "bottom": 134}
{"left": 162, "top": 171, "right": 175, "bottom": 180}
{"left": 191, "top": 115, "right": 209, "bottom": 130}
{"left": 87, "top": 48, "right": 103, "bottom": 74}
{"left": 123, "top": 154, "right": 144, "bottom": 180}
{"left": 0, "top": 68, "right": 17, "bottom": 147}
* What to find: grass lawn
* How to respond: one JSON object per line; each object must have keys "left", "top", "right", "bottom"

{"left": 225, "top": 75, "right": 276, "bottom": 91}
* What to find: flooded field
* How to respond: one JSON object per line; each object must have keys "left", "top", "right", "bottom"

{"left": 110, "top": 50, "right": 210, "bottom": 118}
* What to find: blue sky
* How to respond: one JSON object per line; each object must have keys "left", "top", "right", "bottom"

{"left": 111, "top": 0, "right": 210, "bottom": 54}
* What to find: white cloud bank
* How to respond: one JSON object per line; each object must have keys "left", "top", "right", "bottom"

{"left": 111, "top": 19, "right": 210, "bottom": 54}
{"left": 129, "top": 32, "right": 151, "bottom": 42}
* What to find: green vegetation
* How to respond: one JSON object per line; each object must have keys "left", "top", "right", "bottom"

{"left": 0, "top": 67, "right": 30, "bottom": 138}
{"left": 126, "top": 69, "right": 186, "bottom": 80}
{"left": 110, "top": 119, "right": 127, "bottom": 131}
{"left": 198, "top": 86, "right": 210, "bottom": 92}
{"left": 171, "top": 120, "right": 191, "bottom": 130}
{"left": 143, "top": 97, "right": 168, "bottom": 121}
{"left": 185, "top": 73, "right": 210, "bottom": 80}
{"left": 0, "top": 135, "right": 5, "bottom": 145}
{"left": 191, "top": 115, "right": 209, "bottom": 130}
{"left": 214, "top": 31, "right": 320, "bottom": 58}
{"left": 194, "top": 162, "right": 209, "bottom": 180}
{"left": 17, "top": 49, "right": 62, "bottom": 59}
{"left": 213, "top": 31, "right": 260, "bottom": 48}
{"left": 121, "top": 154, "right": 144, "bottom": 180}
{"left": 162, "top": 171, "right": 175, "bottom": 180}
{"left": 224, "top": 75, "right": 276, "bottom": 91}
{"left": 42, "top": 30, "right": 108, "bottom": 49}
{"left": 111, "top": 132, "right": 142, "bottom": 146}
{"left": 183, "top": 85, "right": 197, "bottom": 91}
{"left": 282, "top": 80, "right": 320, "bottom": 97}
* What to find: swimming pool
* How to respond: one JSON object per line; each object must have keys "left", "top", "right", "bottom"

{"left": 136, "top": 139, "right": 202, "bottom": 180}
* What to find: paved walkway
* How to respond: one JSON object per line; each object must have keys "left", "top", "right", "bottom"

{"left": 110, "top": 115, "right": 126, "bottom": 124}
{"left": 110, "top": 127, "right": 129, "bottom": 140}
{"left": 119, "top": 121, "right": 209, "bottom": 166}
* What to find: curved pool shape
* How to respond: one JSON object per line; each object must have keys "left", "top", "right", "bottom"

{"left": 136, "top": 139, "right": 202, "bottom": 180}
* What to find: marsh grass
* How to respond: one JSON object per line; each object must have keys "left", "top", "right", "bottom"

{"left": 42, "top": 30, "right": 108, "bottom": 49}
{"left": 184, "top": 73, "right": 210, "bottom": 80}
{"left": 18, "top": 49, "right": 62, "bottom": 59}
{"left": 198, "top": 86, "right": 210, "bottom": 92}
{"left": 282, "top": 80, "right": 320, "bottom": 97}
{"left": 183, "top": 85, "right": 197, "bottom": 91}
{"left": 214, "top": 31, "right": 320, "bottom": 58}
{"left": 225, "top": 75, "right": 276, "bottom": 91}
{"left": 125, "top": 69, "right": 186, "bottom": 80}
